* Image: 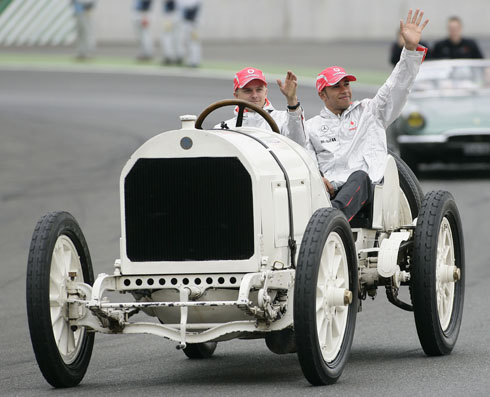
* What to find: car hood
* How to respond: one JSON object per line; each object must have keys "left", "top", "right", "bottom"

{"left": 402, "top": 92, "right": 490, "bottom": 135}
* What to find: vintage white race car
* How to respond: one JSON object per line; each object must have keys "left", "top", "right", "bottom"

{"left": 26, "top": 99, "right": 465, "bottom": 387}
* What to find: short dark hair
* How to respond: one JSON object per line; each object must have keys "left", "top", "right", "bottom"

{"left": 448, "top": 16, "right": 462, "bottom": 25}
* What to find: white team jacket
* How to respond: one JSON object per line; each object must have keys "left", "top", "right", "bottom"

{"left": 306, "top": 47, "right": 425, "bottom": 188}
{"left": 215, "top": 100, "right": 307, "bottom": 148}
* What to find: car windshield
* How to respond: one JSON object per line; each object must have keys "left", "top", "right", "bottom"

{"left": 413, "top": 64, "right": 490, "bottom": 92}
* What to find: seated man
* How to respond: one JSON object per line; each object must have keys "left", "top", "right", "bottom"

{"left": 306, "top": 9, "right": 429, "bottom": 221}
{"left": 216, "top": 67, "right": 307, "bottom": 147}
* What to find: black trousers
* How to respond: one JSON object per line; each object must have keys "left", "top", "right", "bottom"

{"left": 331, "top": 170, "right": 372, "bottom": 222}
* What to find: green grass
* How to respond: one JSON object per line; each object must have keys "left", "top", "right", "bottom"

{"left": 0, "top": 51, "right": 388, "bottom": 86}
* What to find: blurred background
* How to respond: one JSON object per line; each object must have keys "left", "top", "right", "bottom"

{"left": 1, "top": 0, "right": 489, "bottom": 75}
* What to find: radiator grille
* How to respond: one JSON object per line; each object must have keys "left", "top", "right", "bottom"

{"left": 124, "top": 157, "right": 254, "bottom": 262}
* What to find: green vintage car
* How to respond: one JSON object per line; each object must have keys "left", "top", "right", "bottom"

{"left": 388, "top": 59, "right": 490, "bottom": 171}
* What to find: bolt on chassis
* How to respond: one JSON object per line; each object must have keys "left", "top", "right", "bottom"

{"left": 27, "top": 100, "right": 464, "bottom": 387}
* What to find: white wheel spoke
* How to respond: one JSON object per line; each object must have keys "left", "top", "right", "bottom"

{"left": 326, "top": 241, "right": 336, "bottom": 277}
{"left": 331, "top": 314, "right": 341, "bottom": 338}
{"left": 334, "top": 276, "right": 345, "bottom": 288}
{"left": 316, "top": 293, "right": 324, "bottom": 310}
{"left": 436, "top": 218, "right": 456, "bottom": 331}
{"left": 68, "top": 328, "right": 76, "bottom": 352}
{"left": 332, "top": 254, "right": 342, "bottom": 279}
{"left": 49, "top": 234, "right": 85, "bottom": 364}
{"left": 317, "top": 313, "right": 327, "bottom": 343}
{"left": 62, "top": 324, "right": 70, "bottom": 354}
{"left": 49, "top": 293, "right": 61, "bottom": 307}
{"left": 316, "top": 231, "right": 350, "bottom": 362}
{"left": 326, "top": 319, "right": 334, "bottom": 349}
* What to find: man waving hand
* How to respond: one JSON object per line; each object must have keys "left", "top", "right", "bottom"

{"left": 306, "top": 9, "right": 429, "bottom": 221}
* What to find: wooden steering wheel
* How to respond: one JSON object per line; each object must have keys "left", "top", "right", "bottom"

{"left": 195, "top": 99, "right": 280, "bottom": 134}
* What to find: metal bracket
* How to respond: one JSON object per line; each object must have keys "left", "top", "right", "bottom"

{"left": 177, "top": 288, "right": 190, "bottom": 349}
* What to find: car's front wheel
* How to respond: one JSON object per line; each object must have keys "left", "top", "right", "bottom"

{"left": 26, "top": 211, "right": 94, "bottom": 388}
{"left": 294, "top": 208, "right": 358, "bottom": 385}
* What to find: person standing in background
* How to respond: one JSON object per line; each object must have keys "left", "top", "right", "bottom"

{"left": 177, "top": 0, "right": 202, "bottom": 67}
{"left": 132, "top": 0, "right": 155, "bottom": 61}
{"left": 72, "top": 0, "right": 97, "bottom": 60}
{"left": 161, "top": 0, "right": 181, "bottom": 65}
{"left": 432, "top": 16, "right": 484, "bottom": 59}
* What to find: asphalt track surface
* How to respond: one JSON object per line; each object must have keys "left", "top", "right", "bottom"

{"left": 1, "top": 67, "right": 490, "bottom": 396}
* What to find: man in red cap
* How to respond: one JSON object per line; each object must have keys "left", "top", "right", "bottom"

{"left": 216, "top": 68, "right": 307, "bottom": 147}
{"left": 306, "top": 9, "right": 429, "bottom": 222}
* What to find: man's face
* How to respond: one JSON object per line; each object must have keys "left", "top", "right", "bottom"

{"left": 234, "top": 80, "right": 267, "bottom": 108}
{"left": 448, "top": 20, "right": 462, "bottom": 44}
{"left": 319, "top": 78, "right": 352, "bottom": 115}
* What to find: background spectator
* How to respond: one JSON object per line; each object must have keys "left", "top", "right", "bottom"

{"left": 72, "top": 0, "right": 97, "bottom": 60}
{"left": 132, "top": 0, "right": 154, "bottom": 61}
{"left": 432, "top": 16, "right": 484, "bottom": 59}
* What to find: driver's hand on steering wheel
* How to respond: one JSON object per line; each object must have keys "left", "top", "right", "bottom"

{"left": 322, "top": 177, "right": 335, "bottom": 198}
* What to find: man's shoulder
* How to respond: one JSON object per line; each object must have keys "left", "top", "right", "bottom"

{"left": 461, "top": 37, "right": 479, "bottom": 47}
{"left": 305, "top": 114, "right": 324, "bottom": 127}
{"left": 433, "top": 38, "right": 450, "bottom": 49}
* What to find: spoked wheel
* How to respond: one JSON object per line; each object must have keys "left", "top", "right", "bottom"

{"left": 182, "top": 342, "right": 217, "bottom": 359}
{"left": 26, "top": 211, "right": 94, "bottom": 387}
{"left": 411, "top": 191, "right": 465, "bottom": 356}
{"left": 294, "top": 208, "right": 358, "bottom": 386}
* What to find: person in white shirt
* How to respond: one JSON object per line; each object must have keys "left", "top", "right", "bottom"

{"left": 306, "top": 9, "right": 429, "bottom": 221}
{"left": 216, "top": 67, "right": 307, "bottom": 148}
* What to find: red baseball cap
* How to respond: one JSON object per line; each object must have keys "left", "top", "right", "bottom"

{"left": 316, "top": 66, "right": 357, "bottom": 92}
{"left": 234, "top": 67, "right": 267, "bottom": 91}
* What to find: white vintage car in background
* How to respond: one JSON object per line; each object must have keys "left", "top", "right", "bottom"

{"left": 26, "top": 100, "right": 465, "bottom": 388}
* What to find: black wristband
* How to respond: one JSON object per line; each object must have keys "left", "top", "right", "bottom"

{"left": 287, "top": 101, "right": 300, "bottom": 110}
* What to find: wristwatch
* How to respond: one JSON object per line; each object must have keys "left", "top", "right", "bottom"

{"left": 287, "top": 101, "right": 300, "bottom": 110}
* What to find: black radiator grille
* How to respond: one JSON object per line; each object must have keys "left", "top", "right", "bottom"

{"left": 125, "top": 157, "right": 254, "bottom": 261}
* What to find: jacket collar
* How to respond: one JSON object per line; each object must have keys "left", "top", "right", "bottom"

{"left": 320, "top": 101, "right": 360, "bottom": 119}
{"left": 234, "top": 98, "right": 274, "bottom": 116}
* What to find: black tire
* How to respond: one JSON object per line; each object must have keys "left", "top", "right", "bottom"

{"left": 26, "top": 211, "right": 94, "bottom": 388}
{"left": 399, "top": 147, "right": 419, "bottom": 175}
{"left": 182, "top": 342, "right": 217, "bottom": 359}
{"left": 388, "top": 149, "right": 424, "bottom": 219}
{"left": 410, "top": 191, "right": 465, "bottom": 356}
{"left": 294, "top": 208, "right": 358, "bottom": 386}
{"left": 265, "top": 328, "right": 297, "bottom": 355}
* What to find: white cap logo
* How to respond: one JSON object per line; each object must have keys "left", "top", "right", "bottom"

{"left": 333, "top": 67, "right": 341, "bottom": 72}
{"left": 248, "top": 69, "right": 255, "bottom": 74}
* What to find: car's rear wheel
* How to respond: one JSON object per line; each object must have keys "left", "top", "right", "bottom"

{"left": 26, "top": 211, "right": 94, "bottom": 388}
{"left": 411, "top": 191, "right": 465, "bottom": 355}
{"left": 389, "top": 149, "right": 424, "bottom": 219}
{"left": 182, "top": 342, "right": 217, "bottom": 359}
{"left": 294, "top": 208, "right": 358, "bottom": 385}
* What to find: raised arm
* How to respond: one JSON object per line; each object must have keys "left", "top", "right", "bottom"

{"left": 276, "top": 70, "right": 307, "bottom": 147}
{"left": 370, "top": 9, "right": 429, "bottom": 128}
{"left": 277, "top": 70, "right": 299, "bottom": 108}
{"left": 399, "top": 8, "right": 429, "bottom": 50}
